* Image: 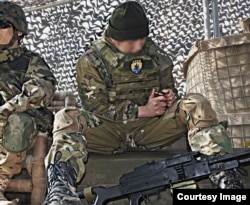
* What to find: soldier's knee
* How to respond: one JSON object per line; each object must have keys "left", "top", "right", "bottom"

{"left": 2, "top": 112, "right": 37, "bottom": 153}
{"left": 53, "top": 106, "right": 87, "bottom": 136}
{"left": 179, "top": 93, "right": 218, "bottom": 129}
{"left": 179, "top": 93, "right": 233, "bottom": 155}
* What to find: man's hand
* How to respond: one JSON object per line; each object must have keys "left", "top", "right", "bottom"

{"left": 138, "top": 88, "right": 168, "bottom": 117}
{"left": 161, "top": 88, "right": 176, "bottom": 107}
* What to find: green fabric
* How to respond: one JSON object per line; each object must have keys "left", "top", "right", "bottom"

{"left": 84, "top": 106, "right": 187, "bottom": 154}
{"left": 0, "top": 46, "right": 56, "bottom": 133}
{"left": 76, "top": 37, "right": 175, "bottom": 123}
{"left": 188, "top": 124, "right": 233, "bottom": 155}
{"left": 2, "top": 112, "right": 35, "bottom": 153}
{"left": 106, "top": 1, "right": 149, "bottom": 40}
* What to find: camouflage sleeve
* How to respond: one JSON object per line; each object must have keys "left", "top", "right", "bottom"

{"left": 158, "top": 54, "right": 179, "bottom": 98}
{"left": 76, "top": 55, "right": 138, "bottom": 122}
{"left": 4, "top": 55, "right": 56, "bottom": 112}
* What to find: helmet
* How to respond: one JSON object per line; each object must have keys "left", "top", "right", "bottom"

{"left": 0, "top": 1, "right": 28, "bottom": 35}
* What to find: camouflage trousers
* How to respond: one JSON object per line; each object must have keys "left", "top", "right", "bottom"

{"left": 45, "top": 93, "right": 234, "bottom": 184}
{"left": 0, "top": 145, "right": 26, "bottom": 176}
{"left": 45, "top": 132, "right": 88, "bottom": 183}
{"left": 44, "top": 104, "right": 186, "bottom": 182}
{"left": 84, "top": 93, "right": 232, "bottom": 155}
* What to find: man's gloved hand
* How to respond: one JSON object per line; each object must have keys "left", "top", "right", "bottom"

{"left": 0, "top": 102, "right": 15, "bottom": 137}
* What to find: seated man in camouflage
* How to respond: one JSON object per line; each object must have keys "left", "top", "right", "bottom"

{"left": 0, "top": 2, "right": 56, "bottom": 204}
{"left": 43, "top": 1, "right": 243, "bottom": 205}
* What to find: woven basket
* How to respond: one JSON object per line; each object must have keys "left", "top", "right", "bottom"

{"left": 183, "top": 33, "right": 250, "bottom": 148}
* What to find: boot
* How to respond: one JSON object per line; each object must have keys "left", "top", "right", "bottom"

{"left": 0, "top": 175, "right": 19, "bottom": 205}
{"left": 43, "top": 151, "right": 82, "bottom": 205}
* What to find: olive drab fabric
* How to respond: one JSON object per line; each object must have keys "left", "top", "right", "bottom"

{"left": 74, "top": 34, "right": 235, "bottom": 156}
{"left": 41, "top": 3, "right": 243, "bottom": 198}
{"left": 0, "top": 1, "right": 57, "bottom": 203}
{"left": 43, "top": 25, "right": 243, "bottom": 205}
{"left": 0, "top": 46, "right": 56, "bottom": 133}
{"left": 2, "top": 112, "right": 36, "bottom": 153}
{"left": 0, "top": 46, "right": 56, "bottom": 176}
{"left": 42, "top": 2, "right": 244, "bottom": 198}
{"left": 77, "top": 36, "right": 176, "bottom": 122}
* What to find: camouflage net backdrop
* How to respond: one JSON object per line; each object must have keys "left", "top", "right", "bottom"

{"left": 10, "top": 0, "right": 250, "bottom": 107}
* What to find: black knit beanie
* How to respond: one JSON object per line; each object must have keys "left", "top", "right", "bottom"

{"left": 107, "top": 1, "right": 149, "bottom": 41}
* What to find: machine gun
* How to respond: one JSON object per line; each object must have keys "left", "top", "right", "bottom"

{"left": 78, "top": 149, "right": 250, "bottom": 205}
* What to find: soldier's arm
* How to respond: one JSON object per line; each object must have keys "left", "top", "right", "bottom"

{"left": 0, "top": 55, "right": 56, "bottom": 114}
{"left": 158, "top": 53, "right": 179, "bottom": 96}
{"left": 76, "top": 56, "right": 139, "bottom": 122}
{"left": 158, "top": 54, "right": 179, "bottom": 107}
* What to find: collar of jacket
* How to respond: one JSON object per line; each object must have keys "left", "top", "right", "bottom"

{"left": 0, "top": 46, "right": 27, "bottom": 63}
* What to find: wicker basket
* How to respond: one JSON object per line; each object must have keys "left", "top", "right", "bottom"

{"left": 183, "top": 33, "right": 250, "bottom": 148}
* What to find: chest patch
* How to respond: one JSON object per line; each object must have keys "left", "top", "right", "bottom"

{"left": 130, "top": 59, "right": 142, "bottom": 74}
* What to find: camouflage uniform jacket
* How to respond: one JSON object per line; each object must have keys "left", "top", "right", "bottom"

{"left": 76, "top": 36, "right": 177, "bottom": 123}
{"left": 0, "top": 46, "right": 57, "bottom": 132}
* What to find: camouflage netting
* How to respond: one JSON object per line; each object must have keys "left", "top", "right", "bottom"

{"left": 9, "top": 0, "right": 250, "bottom": 107}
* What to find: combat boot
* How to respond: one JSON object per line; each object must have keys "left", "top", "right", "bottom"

{"left": 43, "top": 151, "right": 82, "bottom": 205}
{"left": 0, "top": 175, "right": 19, "bottom": 205}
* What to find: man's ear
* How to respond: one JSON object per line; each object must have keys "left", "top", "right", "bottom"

{"left": 17, "top": 31, "right": 24, "bottom": 37}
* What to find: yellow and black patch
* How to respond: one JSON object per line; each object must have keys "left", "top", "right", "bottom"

{"left": 130, "top": 59, "right": 143, "bottom": 74}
